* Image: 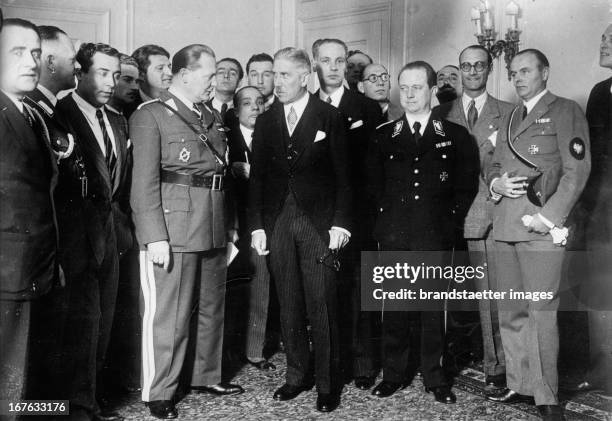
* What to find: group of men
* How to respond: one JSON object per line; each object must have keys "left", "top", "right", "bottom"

{"left": 0, "top": 10, "right": 610, "bottom": 421}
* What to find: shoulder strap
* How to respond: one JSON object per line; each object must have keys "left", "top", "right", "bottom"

{"left": 506, "top": 107, "right": 539, "bottom": 171}
{"left": 158, "top": 100, "right": 227, "bottom": 167}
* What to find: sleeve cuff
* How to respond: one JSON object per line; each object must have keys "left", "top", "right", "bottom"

{"left": 537, "top": 213, "right": 555, "bottom": 229}
{"left": 251, "top": 229, "right": 265, "bottom": 236}
{"left": 331, "top": 226, "right": 351, "bottom": 237}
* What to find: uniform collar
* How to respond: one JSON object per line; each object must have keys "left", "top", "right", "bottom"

{"left": 37, "top": 84, "right": 57, "bottom": 106}
{"left": 523, "top": 89, "right": 548, "bottom": 113}
{"left": 168, "top": 86, "right": 197, "bottom": 111}
{"left": 405, "top": 111, "right": 432, "bottom": 135}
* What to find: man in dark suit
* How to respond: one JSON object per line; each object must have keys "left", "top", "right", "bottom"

{"left": 249, "top": 47, "right": 351, "bottom": 412}
{"left": 569, "top": 24, "right": 612, "bottom": 397}
{"left": 227, "top": 86, "right": 275, "bottom": 370}
{"left": 312, "top": 38, "right": 383, "bottom": 390}
{"left": 358, "top": 63, "right": 403, "bottom": 121}
{"left": 367, "top": 61, "right": 479, "bottom": 403}
{"left": 436, "top": 45, "right": 514, "bottom": 392}
{"left": 246, "top": 53, "right": 276, "bottom": 111}
{"left": 207, "top": 57, "right": 242, "bottom": 125}
{"left": 124, "top": 44, "right": 171, "bottom": 119}
{"left": 0, "top": 18, "right": 58, "bottom": 410}
{"left": 346, "top": 50, "right": 372, "bottom": 91}
{"left": 56, "top": 42, "right": 131, "bottom": 421}
{"left": 130, "top": 44, "right": 243, "bottom": 420}
{"left": 436, "top": 65, "right": 461, "bottom": 104}
{"left": 486, "top": 49, "right": 590, "bottom": 421}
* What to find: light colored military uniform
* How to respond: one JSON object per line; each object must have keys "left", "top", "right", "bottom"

{"left": 486, "top": 91, "right": 591, "bottom": 405}
{"left": 129, "top": 89, "right": 230, "bottom": 402}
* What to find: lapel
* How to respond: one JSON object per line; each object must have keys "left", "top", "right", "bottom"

{"left": 445, "top": 97, "right": 467, "bottom": 127}
{"left": 512, "top": 91, "right": 556, "bottom": 140}
{"left": 106, "top": 110, "right": 127, "bottom": 194}
{"left": 472, "top": 96, "right": 502, "bottom": 147}
{"left": 288, "top": 94, "right": 319, "bottom": 168}
{"left": 605, "top": 78, "right": 612, "bottom": 127}
{"left": 0, "top": 91, "right": 39, "bottom": 152}
{"left": 62, "top": 94, "right": 111, "bottom": 189}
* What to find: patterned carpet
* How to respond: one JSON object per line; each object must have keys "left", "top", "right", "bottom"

{"left": 108, "top": 352, "right": 611, "bottom": 421}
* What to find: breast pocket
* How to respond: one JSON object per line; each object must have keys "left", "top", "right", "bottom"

{"left": 166, "top": 134, "right": 201, "bottom": 164}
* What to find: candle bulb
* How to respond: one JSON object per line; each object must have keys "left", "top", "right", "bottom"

{"left": 483, "top": 9, "right": 492, "bottom": 30}
{"left": 506, "top": 0, "right": 519, "bottom": 30}
{"left": 471, "top": 7, "right": 482, "bottom": 35}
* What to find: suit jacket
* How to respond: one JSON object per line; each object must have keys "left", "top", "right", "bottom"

{"left": 248, "top": 94, "right": 352, "bottom": 242}
{"left": 584, "top": 77, "right": 612, "bottom": 247}
{"left": 0, "top": 91, "right": 58, "bottom": 300}
{"left": 57, "top": 94, "right": 133, "bottom": 261}
{"left": 367, "top": 110, "right": 479, "bottom": 250}
{"left": 486, "top": 91, "right": 591, "bottom": 242}
{"left": 437, "top": 95, "right": 514, "bottom": 238}
{"left": 227, "top": 121, "right": 252, "bottom": 237}
{"left": 130, "top": 90, "right": 230, "bottom": 252}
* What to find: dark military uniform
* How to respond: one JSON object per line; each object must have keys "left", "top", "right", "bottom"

{"left": 367, "top": 110, "right": 479, "bottom": 386}
{"left": 486, "top": 91, "right": 591, "bottom": 405}
{"left": 130, "top": 89, "right": 231, "bottom": 402}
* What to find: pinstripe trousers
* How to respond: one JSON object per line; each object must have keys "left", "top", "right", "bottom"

{"left": 269, "top": 194, "right": 340, "bottom": 394}
{"left": 245, "top": 248, "right": 272, "bottom": 360}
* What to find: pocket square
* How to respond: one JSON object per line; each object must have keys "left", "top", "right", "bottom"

{"left": 314, "top": 130, "right": 327, "bottom": 142}
{"left": 488, "top": 130, "right": 498, "bottom": 147}
{"left": 349, "top": 120, "right": 364, "bottom": 130}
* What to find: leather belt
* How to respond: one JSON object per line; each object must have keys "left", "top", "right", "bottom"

{"left": 161, "top": 169, "right": 225, "bottom": 190}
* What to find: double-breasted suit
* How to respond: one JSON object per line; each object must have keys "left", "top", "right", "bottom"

{"left": 367, "top": 110, "right": 479, "bottom": 386}
{"left": 248, "top": 94, "right": 351, "bottom": 393}
{"left": 0, "top": 90, "right": 58, "bottom": 402}
{"left": 437, "top": 95, "right": 514, "bottom": 380}
{"left": 486, "top": 91, "right": 591, "bottom": 405}
{"left": 130, "top": 89, "right": 231, "bottom": 401}
{"left": 56, "top": 92, "right": 131, "bottom": 413}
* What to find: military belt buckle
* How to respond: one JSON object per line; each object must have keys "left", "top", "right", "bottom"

{"left": 211, "top": 174, "right": 223, "bottom": 191}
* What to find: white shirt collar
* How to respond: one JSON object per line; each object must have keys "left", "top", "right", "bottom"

{"left": 73, "top": 91, "right": 100, "bottom": 117}
{"left": 523, "top": 89, "right": 548, "bottom": 114}
{"left": 462, "top": 91, "right": 488, "bottom": 117}
{"left": 319, "top": 85, "right": 345, "bottom": 108}
{"left": 168, "top": 86, "right": 196, "bottom": 111}
{"left": 37, "top": 84, "right": 57, "bottom": 106}
{"left": 240, "top": 124, "right": 254, "bottom": 150}
{"left": 283, "top": 91, "right": 309, "bottom": 129}
{"left": 72, "top": 91, "right": 116, "bottom": 156}
{"left": 405, "top": 111, "right": 432, "bottom": 135}
{"left": 105, "top": 104, "right": 122, "bottom": 115}
{"left": 2, "top": 90, "right": 24, "bottom": 113}
{"left": 381, "top": 102, "right": 389, "bottom": 115}
{"left": 264, "top": 95, "right": 275, "bottom": 110}
{"left": 212, "top": 96, "right": 234, "bottom": 113}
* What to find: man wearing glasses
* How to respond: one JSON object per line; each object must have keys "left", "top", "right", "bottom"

{"left": 358, "top": 63, "right": 403, "bottom": 121}
{"left": 437, "top": 44, "right": 514, "bottom": 394}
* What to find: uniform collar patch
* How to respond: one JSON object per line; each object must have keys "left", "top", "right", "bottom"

{"left": 433, "top": 119, "right": 445, "bottom": 136}
{"left": 164, "top": 98, "right": 178, "bottom": 114}
{"left": 392, "top": 120, "right": 403, "bottom": 138}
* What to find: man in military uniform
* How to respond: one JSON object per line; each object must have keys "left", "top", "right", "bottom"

{"left": 367, "top": 60, "right": 479, "bottom": 403}
{"left": 130, "top": 43, "right": 243, "bottom": 420}
{"left": 436, "top": 44, "right": 514, "bottom": 392}
{"left": 486, "top": 49, "right": 590, "bottom": 421}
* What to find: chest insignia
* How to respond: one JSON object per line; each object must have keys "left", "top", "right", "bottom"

{"left": 435, "top": 141, "right": 452, "bottom": 148}
{"left": 433, "top": 120, "right": 445, "bottom": 137}
{"left": 528, "top": 145, "right": 539, "bottom": 155}
{"left": 178, "top": 147, "right": 191, "bottom": 163}
{"left": 392, "top": 120, "right": 403, "bottom": 138}
{"left": 535, "top": 118, "right": 551, "bottom": 124}
{"left": 440, "top": 171, "right": 449, "bottom": 182}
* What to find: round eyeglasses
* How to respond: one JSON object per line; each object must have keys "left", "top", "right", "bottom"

{"left": 459, "top": 61, "right": 488, "bottom": 73}
{"left": 363, "top": 73, "right": 390, "bottom": 83}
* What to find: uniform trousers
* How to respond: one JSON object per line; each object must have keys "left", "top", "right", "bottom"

{"left": 140, "top": 248, "right": 226, "bottom": 402}
{"left": 269, "top": 194, "right": 340, "bottom": 394}
{"left": 467, "top": 237, "right": 505, "bottom": 377}
{"left": 245, "top": 248, "right": 272, "bottom": 360}
{"left": 494, "top": 239, "right": 564, "bottom": 405}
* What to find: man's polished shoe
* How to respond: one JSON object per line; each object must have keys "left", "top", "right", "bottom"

{"left": 372, "top": 380, "right": 403, "bottom": 398}
{"left": 146, "top": 400, "right": 178, "bottom": 420}
{"left": 485, "top": 374, "right": 507, "bottom": 389}
{"left": 273, "top": 383, "right": 313, "bottom": 401}
{"left": 93, "top": 411, "right": 124, "bottom": 421}
{"left": 425, "top": 386, "right": 457, "bottom": 404}
{"left": 354, "top": 376, "right": 375, "bottom": 390}
{"left": 486, "top": 388, "right": 535, "bottom": 405}
{"left": 192, "top": 382, "right": 244, "bottom": 395}
{"left": 247, "top": 359, "right": 276, "bottom": 371}
{"left": 316, "top": 392, "right": 341, "bottom": 412}
{"left": 537, "top": 404, "right": 566, "bottom": 421}
{"left": 565, "top": 380, "right": 598, "bottom": 393}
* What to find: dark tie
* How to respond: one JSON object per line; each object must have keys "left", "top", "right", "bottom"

{"left": 521, "top": 104, "right": 528, "bottom": 121}
{"left": 413, "top": 121, "right": 422, "bottom": 144}
{"left": 192, "top": 103, "right": 203, "bottom": 124}
{"left": 326, "top": 96, "right": 332, "bottom": 104}
{"left": 220, "top": 102, "right": 228, "bottom": 119}
{"left": 96, "top": 109, "right": 116, "bottom": 183}
{"left": 467, "top": 99, "right": 478, "bottom": 130}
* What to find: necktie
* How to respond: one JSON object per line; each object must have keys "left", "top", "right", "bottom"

{"left": 192, "top": 103, "right": 203, "bottom": 125}
{"left": 467, "top": 99, "right": 478, "bottom": 130}
{"left": 521, "top": 104, "right": 528, "bottom": 121}
{"left": 220, "top": 102, "right": 228, "bottom": 119}
{"left": 413, "top": 121, "right": 422, "bottom": 143}
{"left": 287, "top": 106, "right": 297, "bottom": 133}
{"left": 326, "top": 96, "right": 332, "bottom": 104}
{"left": 96, "top": 109, "right": 116, "bottom": 183}
{"left": 22, "top": 103, "right": 34, "bottom": 127}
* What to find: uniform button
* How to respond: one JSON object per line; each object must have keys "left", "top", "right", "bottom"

{"left": 442, "top": 154, "right": 447, "bottom": 159}
{"left": 390, "top": 155, "right": 394, "bottom": 160}
{"left": 414, "top": 169, "right": 419, "bottom": 174}
{"left": 164, "top": 209, "right": 170, "bottom": 213}
{"left": 414, "top": 195, "right": 420, "bottom": 200}
{"left": 414, "top": 182, "right": 419, "bottom": 187}
{"left": 379, "top": 207, "right": 384, "bottom": 212}
{"left": 181, "top": 138, "right": 185, "bottom": 142}
{"left": 414, "top": 157, "right": 419, "bottom": 162}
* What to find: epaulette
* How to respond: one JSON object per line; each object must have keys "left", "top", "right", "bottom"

{"left": 136, "top": 98, "right": 161, "bottom": 110}
{"left": 375, "top": 119, "right": 395, "bottom": 131}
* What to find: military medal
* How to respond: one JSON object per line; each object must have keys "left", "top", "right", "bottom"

{"left": 433, "top": 120, "right": 445, "bottom": 137}
{"left": 528, "top": 145, "right": 539, "bottom": 154}
{"left": 440, "top": 171, "right": 448, "bottom": 181}
{"left": 392, "top": 120, "right": 403, "bottom": 138}
{"left": 178, "top": 147, "right": 191, "bottom": 163}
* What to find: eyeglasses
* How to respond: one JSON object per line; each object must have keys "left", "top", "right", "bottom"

{"left": 363, "top": 73, "right": 390, "bottom": 83}
{"left": 459, "top": 61, "right": 488, "bottom": 73}
{"left": 317, "top": 248, "right": 341, "bottom": 272}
